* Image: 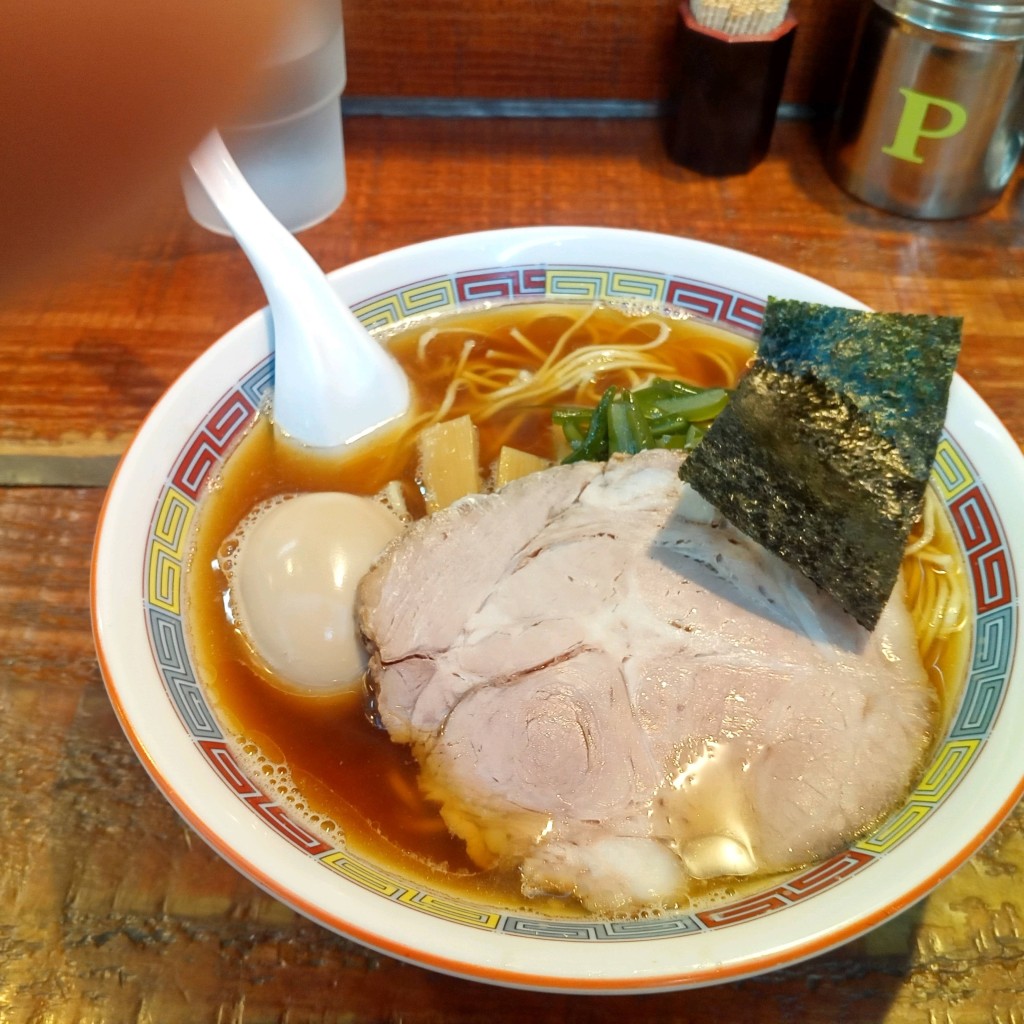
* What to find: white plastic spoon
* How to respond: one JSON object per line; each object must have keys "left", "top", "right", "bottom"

{"left": 188, "top": 130, "right": 409, "bottom": 449}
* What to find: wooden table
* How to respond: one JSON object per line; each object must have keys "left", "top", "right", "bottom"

{"left": 2, "top": 115, "right": 1023, "bottom": 1022}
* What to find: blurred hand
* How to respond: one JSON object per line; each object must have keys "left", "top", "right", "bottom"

{"left": 0, "top": 0, "right": 290, "bottom": 297}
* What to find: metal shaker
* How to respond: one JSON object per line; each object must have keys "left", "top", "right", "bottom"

{"left": 827, "top": 0, "right": 1024, "bottom": 218}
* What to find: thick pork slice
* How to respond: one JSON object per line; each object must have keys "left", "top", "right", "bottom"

{"left": 358, "top": 449, "right": 934, "bottom": 914}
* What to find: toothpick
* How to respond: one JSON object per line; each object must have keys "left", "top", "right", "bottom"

{"left": 690, "top": 0, "right": 790, "bottom": 36}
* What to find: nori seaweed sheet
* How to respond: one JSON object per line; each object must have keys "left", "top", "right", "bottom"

{"left": 681, "top": 299, "right": 962, "bottom": 631}
{"left": 758, "top": 300, "right": 962, "bottom": 481}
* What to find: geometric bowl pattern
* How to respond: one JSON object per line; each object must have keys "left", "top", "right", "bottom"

{"left": 143, "top": 263, "right": 1014, "bottom": 938}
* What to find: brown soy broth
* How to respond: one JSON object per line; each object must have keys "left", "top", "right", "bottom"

{"left": 186, "top": 299, "right": 963, "bottom": 914}
{"left": 390, "top": 301, "right": 754, "bottom": 476}
{"left": 189, "top": 301, "right": 754, "bottom": 908}
{"left": 188, "top": 415, "right": 493, "bottom": 884}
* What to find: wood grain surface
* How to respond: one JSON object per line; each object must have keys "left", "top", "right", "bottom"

{"left": 1, "top": 114, "right": 1023, "bottom": 1022}
{"left": 0, "top": 118, "right": 1020, "bottom": 453}
{"left": 341, "top": 0, "right": 865, "bottom": 110}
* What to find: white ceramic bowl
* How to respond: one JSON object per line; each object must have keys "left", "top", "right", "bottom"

{"left": 92, "top": 227, "right": 1024, "bottom": 993}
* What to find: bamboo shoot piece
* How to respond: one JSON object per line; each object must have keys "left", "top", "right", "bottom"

{"left": 419, "top": 415, "right": 481, "bottom": 512}
{"left": 495, "top": 446, "right": 550, "bottom": 488}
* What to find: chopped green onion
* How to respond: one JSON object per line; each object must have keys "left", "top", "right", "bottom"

{"left": 662, "top": 435, "right": 691, "bottom": 450}
{"left": 563, "top": 385, "right": 616, "bottom": 463}
{"left": 551, "top": 407, "right": 592, "bottom": 425}
{"left": 607, "top": 401, "right": 635, "bottom": 454}
{"left": 560, "top": 420, "right": 586, "bottom": 446}
{"left": 627, "top": 392, "right": 655, "bottom": 450}
{"left": 649, "top": 388, "right": 730, "bottom": 420}
{"left": 553, "top": 378, "right": 731, "bottom": 464}
{"left": 684, "top": 423, "right": 707, "bottom": 449}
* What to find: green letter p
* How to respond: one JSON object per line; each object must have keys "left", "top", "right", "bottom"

{"left": 881, "top": 87, "right": 969, "bottom": 164}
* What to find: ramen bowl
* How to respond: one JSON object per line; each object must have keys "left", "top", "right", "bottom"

{"left": 92, "top": 226, "right": 1024, "bottom": 993}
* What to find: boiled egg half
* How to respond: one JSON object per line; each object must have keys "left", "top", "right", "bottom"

{"left": 220, "top": 492, "right": 404, "bottom": 694}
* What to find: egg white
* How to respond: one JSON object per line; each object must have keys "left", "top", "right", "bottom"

{"left": 224, "top": 492, "right": 404, "bottom": 694}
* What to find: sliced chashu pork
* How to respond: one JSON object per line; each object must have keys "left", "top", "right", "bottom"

{"left": 358, "top": 449, "right": 934, "bottom": 914}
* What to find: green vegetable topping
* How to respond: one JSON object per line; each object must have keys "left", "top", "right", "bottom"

{"left": 555, "top": 378, "right": 730, "bottom": 464}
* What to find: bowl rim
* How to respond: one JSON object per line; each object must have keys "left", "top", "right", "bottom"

{"left": 91, "top": 225, "right": 1024, "bottom": 992}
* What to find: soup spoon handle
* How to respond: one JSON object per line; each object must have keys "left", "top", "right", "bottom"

{"left": 188, "top": 131, "right": 409, "bottom": 449}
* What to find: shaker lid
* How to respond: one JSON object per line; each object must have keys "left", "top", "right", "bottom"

{"left": 879, "top": 0, "right": 1024, "bottom": 38}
